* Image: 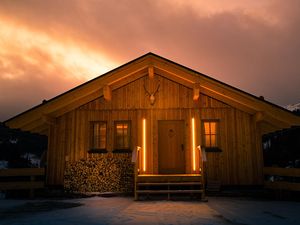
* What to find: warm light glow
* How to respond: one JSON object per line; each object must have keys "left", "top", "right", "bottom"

{"left": 0, "top": 19, "right": 116, "bottom": 81}
{"left": 192, "top": 117, "right": 196, "bottom": 171}
{"left": 142, "top": 118, "right": 146, "bottom": 172}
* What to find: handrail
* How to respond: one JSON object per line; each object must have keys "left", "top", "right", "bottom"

{"left": 198, "top": 146, "right": 206, "bottom": 199}
{"left": 133, "top": 146, "right": 141, "bottom": 200}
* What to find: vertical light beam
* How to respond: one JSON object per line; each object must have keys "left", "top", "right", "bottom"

{"left": 192, "top": 117, "right": 196, "bottom": 171}
{"left": 143, "top": 118, "right": 146, "bottom": 172}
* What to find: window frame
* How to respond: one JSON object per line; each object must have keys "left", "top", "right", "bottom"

{"left": 113, "top": 120, "right": 131, "bottom": 152}
{"left": 89, "top": 121, "right": 107, "bottom": 153}
{"left": 201, "top": 119, "right": 222, "bottom": 152}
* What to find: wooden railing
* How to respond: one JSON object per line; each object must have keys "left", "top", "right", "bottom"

{"left": 132, "top": 146, "right": 140, "bottom": 200}
{"left": 263, "top": 167, "right": 300, "bottom": 191}
{"left": 0, "top": 168, "right": 45, "bottom": 197}
{"left": 198, "top": 146, "right": 206, "bottom": 199}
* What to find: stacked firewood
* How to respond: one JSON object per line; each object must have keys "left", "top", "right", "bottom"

{"left": 64, "top": 154, "right": 134, "bottom": 193}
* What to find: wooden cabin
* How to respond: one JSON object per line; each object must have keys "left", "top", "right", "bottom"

{"left": 4, "top": 53, "right": 300, "bottom": 199}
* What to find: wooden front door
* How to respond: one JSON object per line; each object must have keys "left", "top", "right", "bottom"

{"left": 158, "top": 120, "right": 185, "bottom": 174}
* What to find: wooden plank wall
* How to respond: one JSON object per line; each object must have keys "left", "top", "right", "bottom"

{"left": 47, "top": 75, "right": 263, "bottom": 186}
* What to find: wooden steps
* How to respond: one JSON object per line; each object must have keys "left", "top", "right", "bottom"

{"left": 137, "top": 190, "right": 204, "bottom": 194}
{"left": 135, "top": 174, "right": 205, "bottom": 200}
{"left": 138, "top": 182, "right": 202, "bottom": 186}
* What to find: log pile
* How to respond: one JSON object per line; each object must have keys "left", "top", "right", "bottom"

{"left": 64, "top": 153, "right": 134, "bottom": 193}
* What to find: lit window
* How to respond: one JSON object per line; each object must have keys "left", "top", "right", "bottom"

{"left": 114, "top": 121, "right": 131, "bottom": 149}
{"left": 202, "top": 121, "right": 219, "bottom": 148}
{"left": 90, "top": 122, "right": 107, "bottom": 150}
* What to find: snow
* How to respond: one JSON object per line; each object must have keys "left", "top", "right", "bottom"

{"left": 286, "top": 102, "right": 300, "bottom": 111}
{"left": 0, "top": 197, "right": 300, "bottom": 225}
{"left": 21, "top": 153, "right": 40, "bottom": 167}
{"left": 0, "top": 160, "right": 8, "bottom": 169}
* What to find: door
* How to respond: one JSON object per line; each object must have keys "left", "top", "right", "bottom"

{"left": 158, "top": 120, "right": 185, "bottom": 174}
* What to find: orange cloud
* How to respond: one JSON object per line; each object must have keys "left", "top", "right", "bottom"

{"left": 0, "top": 19, "right": 116, "bottom": 81}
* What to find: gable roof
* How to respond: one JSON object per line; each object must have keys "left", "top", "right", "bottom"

{"left": 4, "top": 52, "right": 300, "bottom": 135}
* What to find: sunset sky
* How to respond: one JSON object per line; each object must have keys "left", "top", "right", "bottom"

{"left": 0, "top": 0, "right": 300, "bottom": 121}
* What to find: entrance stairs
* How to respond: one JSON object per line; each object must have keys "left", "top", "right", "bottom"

{"left": 135, "top": 174, "right": 205, "bottom": 200}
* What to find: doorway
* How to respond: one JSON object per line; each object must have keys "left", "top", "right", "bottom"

{"left": 158, "top": 120, "right": 185, "bottom": 174}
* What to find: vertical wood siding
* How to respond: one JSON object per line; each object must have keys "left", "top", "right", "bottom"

{"left": 47, "top": 75, "right": 263, "bottom": 186}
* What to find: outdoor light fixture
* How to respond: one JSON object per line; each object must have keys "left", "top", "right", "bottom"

{"left": 192, "top": 117, "right": 196, "bottom": 171}
{"left": 143, "top": 118, "right": 146, "bottom": 172}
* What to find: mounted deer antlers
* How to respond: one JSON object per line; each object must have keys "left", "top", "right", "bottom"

{"left": 144, "top": 82, "right": 160, "bottom": 105}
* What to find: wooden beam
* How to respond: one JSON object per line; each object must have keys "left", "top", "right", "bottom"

{"left": 153, "top": 60, "right": 197, "bottom": 84}
{"left": 254, "top": 111, "right": 265, "bottom": 123}
{"left": 19, "top": 119, "right": 45, "bottom": 132}
{"left": 31, "top": 124, "right": 49, "bottom": 135}
{"left": 103, "top": 85, "right": 112, "bottom": 101}
{"left": 42, "top": 114, "right": 55, "bottom": 125}
{"left": 154, "top": 67, "right": 194, "bottom": 88}
{"left": 263, "top": 112, "right": 291, "bottom": 128}
{"left": 193, "top": 83, "right": 200, "bottom": 101}
{"left": 110, "top": 69, "right": 147, "bottom": 90}
{"left": 148, "top": 66, "right": 154, "bottom": 79}
{"left": 50, "top": 89, "right": 103, "bottom": 118}
{"left": 200, "top": 87, "right": 256, "bottom": 114}
{"left": 265, "top": 181, "right": 300, "bottom": 191}
{"left": 0, "top": 168, "right": 45, "bottom": 176}
{"left": 264, "top": 167, "right": 300, "bottom": 177}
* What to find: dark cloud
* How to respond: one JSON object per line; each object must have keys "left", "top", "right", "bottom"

{"left": 0, "top": 0, "right": 299, "bottom": 121}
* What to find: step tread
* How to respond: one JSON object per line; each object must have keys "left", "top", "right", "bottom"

{"left": 137, "top": 190, "right": 204, "bottom": 194}
{"left": 137, "top": 182, "right": 202, "bottom": 186}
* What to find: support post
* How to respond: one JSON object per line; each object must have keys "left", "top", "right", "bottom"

{"left": 193, "top": 83, "right": 200, "bottom": 101}
{"left": 103, "top": 85, "right": 112, "bottom": 101}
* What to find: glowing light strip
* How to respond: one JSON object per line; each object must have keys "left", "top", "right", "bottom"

{"left": 143, "top": 118, "right": 146, "bottom": 172}
{"left": 192, "top": 117, "right": 196, "bottom": 171}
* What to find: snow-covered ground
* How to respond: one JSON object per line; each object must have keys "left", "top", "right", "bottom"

{"left": 0, "top": 196, "right": 299, "bottom": 225}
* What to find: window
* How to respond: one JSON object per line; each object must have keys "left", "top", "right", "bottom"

{"left": 114, "top": 121, "right": 131, "bottom": 150}
{"left": 202, "top": 120, "right": 221, "bottom": 151}
{"left": 90, "top": 122, "right": 107, "bottom": 150}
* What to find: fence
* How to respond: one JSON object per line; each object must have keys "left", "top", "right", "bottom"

{"left": 263, "top": 167, "right": 300, "bottom": 191}
{"left": 0, "top": 168, "right": 45, "bottom": 197}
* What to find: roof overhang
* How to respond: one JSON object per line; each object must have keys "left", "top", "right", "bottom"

{"left": 4, "top": 52, "right": 300, "bottom": 135}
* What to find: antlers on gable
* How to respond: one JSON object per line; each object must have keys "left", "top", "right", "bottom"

{"left": 143, "top": 82, "right": 160, "bottom": 105}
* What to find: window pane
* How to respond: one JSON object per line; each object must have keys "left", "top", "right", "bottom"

{"left": 210, "top": 135, "right": 216, "bottom": 147}
{"left": 115, "top": 121, "right": 130, "bottom": 149}
{"left": 116, "top": 136, "right": 123, "bottom": 148}
{"left": 210, "top": 122, "right": 216, "bottom": 134}
{"left": 91, "top": 122, "right": 106, "bottom": 149}
{"left": 100, "top": 125, "right": 106, "bottom": 135}
{"left": 202, "top": 121, "right": 219, "bottom": 148}
{"left": 205, "top": 135, "right": 211, "bottom": 147}
{"left": 204, "top": 122, "right": 210, "bottom": 134}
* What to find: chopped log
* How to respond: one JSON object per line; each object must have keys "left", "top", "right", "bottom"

{"left": 64, "top": 154, "right": 134, "bottom": 193}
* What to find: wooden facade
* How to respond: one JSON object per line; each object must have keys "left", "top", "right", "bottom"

{"left": 5, "top": 53, "right": 300, "bottom": 188}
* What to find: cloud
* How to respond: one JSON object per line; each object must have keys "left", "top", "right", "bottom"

{"left": 0, "top": 48, "right": 84, "bottom": 121}
{"left": 0, "top": 0, "right": 300, "bottom": 121}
